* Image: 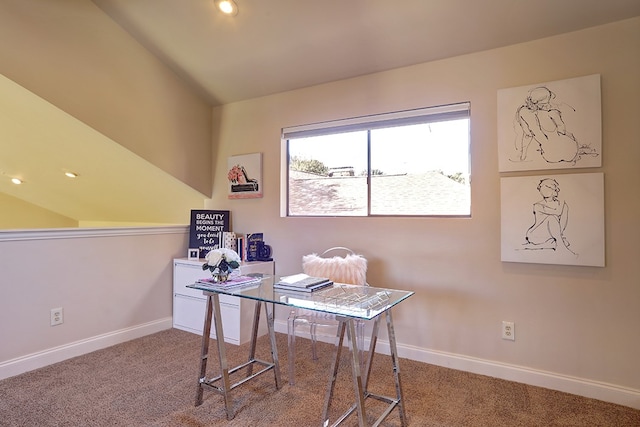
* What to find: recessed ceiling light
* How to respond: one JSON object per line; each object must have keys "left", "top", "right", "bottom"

{"left": 11, "top": 178, "right": 23, "bottom": 185}
{"left": 64, "top": 171, "right": 78, "bottom": 178}
{"left": 215, "top": 0, "right": 238, "bottom": 16}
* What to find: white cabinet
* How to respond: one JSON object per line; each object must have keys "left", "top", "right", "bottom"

{"left": 173, "top": 258, "right": 274, "bottom": 345}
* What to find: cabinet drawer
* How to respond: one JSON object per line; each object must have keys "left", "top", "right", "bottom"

{"left": 174, "top": 260, "right": 236, "bottom": 304}
{"left": 175, "top": 281, "right": 237, "bottom": 306}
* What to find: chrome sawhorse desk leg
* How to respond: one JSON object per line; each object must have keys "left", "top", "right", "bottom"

{"left": 195, "top": 293, "right": 281, "bottom": 420}
{"left": 321, "top": 309, "right": 407, "bottom": 427}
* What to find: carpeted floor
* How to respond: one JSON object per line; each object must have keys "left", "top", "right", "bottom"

{"left": 0, "top": 329, "right": 638, "bottom": 426}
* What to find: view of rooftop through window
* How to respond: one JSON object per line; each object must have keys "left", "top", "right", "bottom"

{"left": 284, "top": 104, "right": 471, "bottom": 217}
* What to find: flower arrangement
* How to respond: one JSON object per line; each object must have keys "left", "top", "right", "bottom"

{"left": 227, "top": 165, "right": 246, "bottom": 184}
{"left": 202, "top": 248, "right": 241, "bottom": 280}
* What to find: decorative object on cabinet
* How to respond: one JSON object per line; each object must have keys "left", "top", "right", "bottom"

{"left": 202, "top": 248, "right": 241, "bottom": 282}
{"left": 188, "top": 210, "right": 230, "bottom": 257}
{"left": 227, "top": 153, "right": 262, "bottom": 199}
{"left": 246, "top": 233, "right": 263, "bottom": 261}
{"left": 187, "top": 248, "right": 199, "bottom": 260}
{"left": 222, "top": 231, "right": 237, "bottom": 251}
{"left": 173, "top": 258, "right": 275, "bottom": 345}
{"left": 236, "top": 234, "right": 246, "bottom": 261}
{"left": 246, "top": 233, "right": 273, "bottom": 261}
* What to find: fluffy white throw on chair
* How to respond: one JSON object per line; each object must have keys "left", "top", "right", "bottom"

{"left": 302, "top": 252, "right": 367, "bottom": 285}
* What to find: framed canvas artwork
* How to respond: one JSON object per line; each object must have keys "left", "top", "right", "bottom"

{"left": 497, "top": 74, "right": 601, "bottom": 172}
{"left": 500, "top": 172, "right": 604, "bottom": 267}
{"left": 227, "top": 153, "right": 263, "bottom": 199}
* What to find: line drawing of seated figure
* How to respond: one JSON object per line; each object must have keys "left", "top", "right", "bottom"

{"left": 512, "top": 86, "right": 597, "bottom": 164}
{"left": 522, "top": 178, "right": 577, "bottom": 256}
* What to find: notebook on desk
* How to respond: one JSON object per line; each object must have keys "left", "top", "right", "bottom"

{"left": 274, "top": 273, "right": 333, "bottom": 292}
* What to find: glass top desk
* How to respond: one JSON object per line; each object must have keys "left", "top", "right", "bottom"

{"left": 188, "top": 274, "right": 414, "bottom": 426}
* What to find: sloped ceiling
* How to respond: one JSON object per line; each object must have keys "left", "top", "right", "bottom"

{"left": 0, "top": 74, "right": 204, "bottom": 227}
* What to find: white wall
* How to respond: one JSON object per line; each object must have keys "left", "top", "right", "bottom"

{"left": 206, "top": 18, "right": 640, "bottom": 408}
{"left": 0, "top": 227, "right": 188, "bottom": 379}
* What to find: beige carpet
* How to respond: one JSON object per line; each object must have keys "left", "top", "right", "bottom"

{"left": 0, "top": 329, "right": 638, "bottom": 426}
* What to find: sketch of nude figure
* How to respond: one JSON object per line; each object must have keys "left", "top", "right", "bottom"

{"left": 523, "top": 178, "right": 576, "bottom": 256}
{"left": 513, "top": 86, "right": 597, "bottom": 164}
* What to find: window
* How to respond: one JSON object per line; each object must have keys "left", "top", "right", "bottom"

{"left": 281, "top": 102, "right": 470, "bottom": 217}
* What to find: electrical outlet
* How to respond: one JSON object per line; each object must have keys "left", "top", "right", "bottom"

{"left": 502, "top": 321, "right": 514, "bottom": 340}
{"left": 50, "top": 307, "right": 64, "bottom": 326}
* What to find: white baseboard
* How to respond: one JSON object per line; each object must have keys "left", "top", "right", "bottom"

{"left": 0, "top": 317, "right": 172, "bottom": 381}
{"left": 274, "top": 319, "right": 640, "bottom": 410}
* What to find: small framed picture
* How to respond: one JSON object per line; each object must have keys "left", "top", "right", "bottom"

{"left": 187, "top": 248, "right": 200, "bottom": 260}
{"left": 227, "top": 153, "right": 263, "bottom": 199}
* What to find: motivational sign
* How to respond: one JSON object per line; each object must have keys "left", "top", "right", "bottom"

{"left": 188, "top": 210, "right": 230, "bottom": 257}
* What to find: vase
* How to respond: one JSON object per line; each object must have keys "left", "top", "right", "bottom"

{"left": 212, "top": 271, "right": 230, "bottom": 283}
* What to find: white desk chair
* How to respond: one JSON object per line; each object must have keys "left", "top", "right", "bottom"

{"left": 287, "top": 247, "right": 368, "bottom": 386}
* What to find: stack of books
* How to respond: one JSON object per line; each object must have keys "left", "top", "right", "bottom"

{"left": 196, "top": 275, "right": 261, "bottom": 290}
{"left": 274, "top": 273, "right": 333, "bottom": 293}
